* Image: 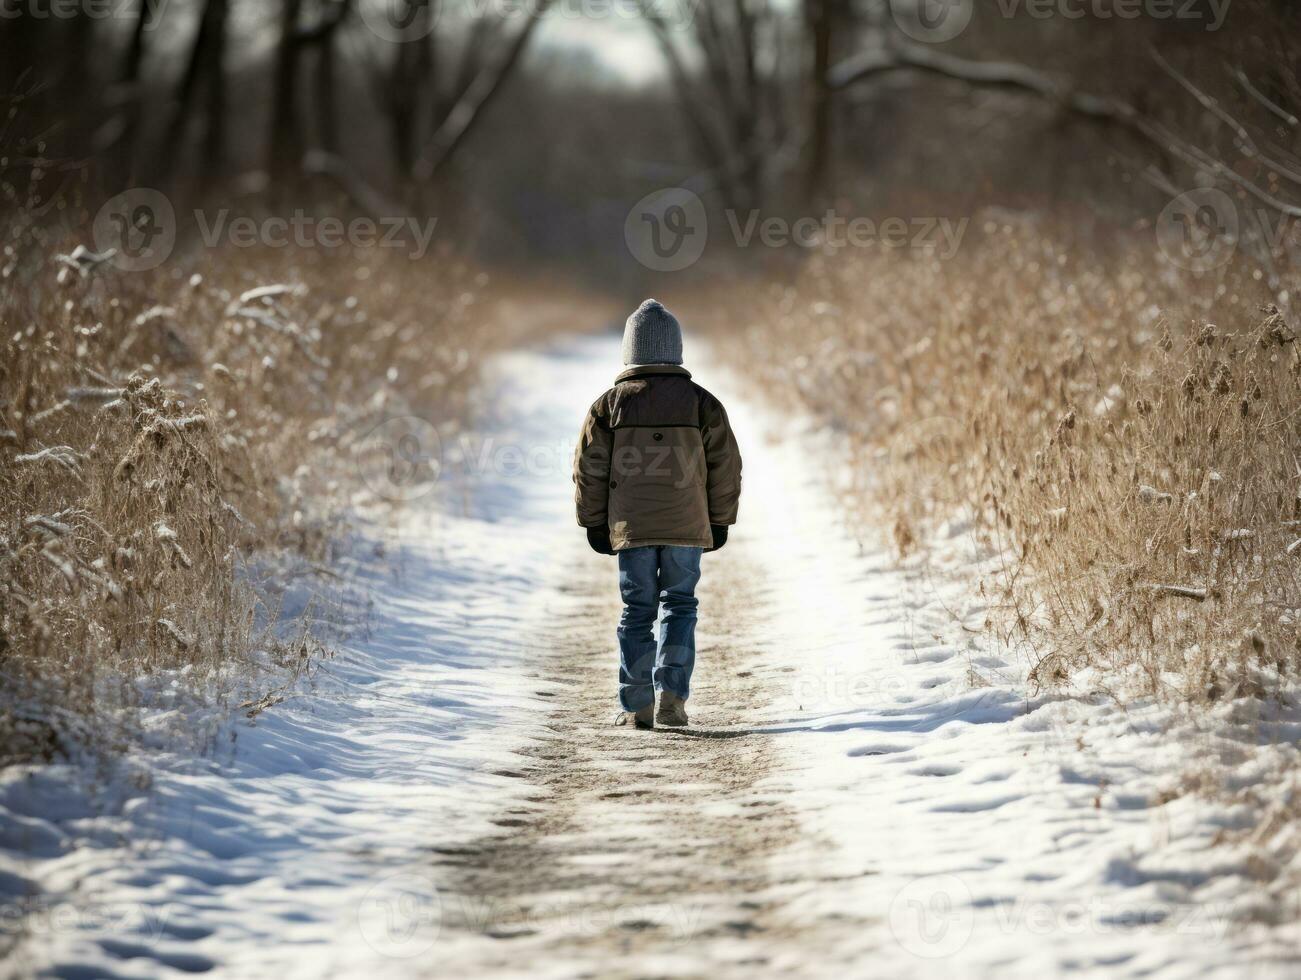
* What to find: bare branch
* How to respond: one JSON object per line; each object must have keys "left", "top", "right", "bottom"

{"left": 302, "top": 149, "right": 404, "bottom": 217}
{"left": 1233, "top": 67, "right": 1298, "bottom": 129}
{"left": 411, "top": 2, "right": 552, "bottom": 182}
{"left": 1144, "top": 584, "right": 1209, "bottom": 601}
{"left": 1150, "top": 47, "right": 1258, "bottom": 159}
{"left": 294, "top": 0, "right": 351, "bottom": 45}
{"left": 637, "top": 1, "right": 737, "bottom": 204}
{"left": 830, "top": 40, "right": 1301, "bottom": 220}
{"left": 829, "top": 41, "right": 1140, "bottom": 130}
{"left": 448, "top": 12, "right": 497, "bottom": 112}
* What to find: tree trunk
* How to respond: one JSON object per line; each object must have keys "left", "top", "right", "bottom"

{"left": 160, "top": 0, "right": 229, "bottom": 187}
{"left": 267, "top": 0, "right": 350, "bottom": 186}
{"left": 0, "top": 12, "right": 39, "bottom": 96}
{"left": 315, "top": 36, "right": 339, "bottom": 155}
{"left": 804, "top": 0, "right": 834, "bottom": 203}
{"left": 109, "top": 0, "right": 154, "bottom": 185}
{"left": 200, "top": 0, "right": 229, "bottom": 188}
{"left": 386, "top": 4, "right": 434, "bottom": 183}
{"left": 412, "top": 2, "right": 552, "bottom": 183}
{"left": 269, "top": 0, "right": 306, "bottom": 187}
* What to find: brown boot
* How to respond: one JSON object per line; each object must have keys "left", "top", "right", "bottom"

{"left": 656, "top": 690, "right": 688, "bottom": 727}
{"left": 617, "top": 704, "right": 655, "bottom": 729}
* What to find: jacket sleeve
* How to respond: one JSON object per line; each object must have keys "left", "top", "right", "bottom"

{"left": 573, "top": 397, "right": 613, "bottom": 528}
{"left": 700, "top": 393, "right": 742, "bottom": 525}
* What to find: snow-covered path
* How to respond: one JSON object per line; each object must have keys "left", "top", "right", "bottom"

{"left": 3, "top": 333, "right": 1298, "bottom": 978}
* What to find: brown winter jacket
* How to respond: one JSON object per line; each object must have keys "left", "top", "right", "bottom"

{"left": 574, "top": 365, "right": 742, "bottom": 551}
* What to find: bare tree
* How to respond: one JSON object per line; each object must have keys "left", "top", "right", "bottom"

{"left": 0, "top": 14, "right": 39, "bottom": 97}
{"left": 158, "top": 0, "right": 231, "bottom": 188}
{"left": 269, "top": 0, "right": 351, "bottom": 186}
{"left": 105, "top": 0, "right": 157, "bottom": 184}
{"left": 359, "top": 0, "right": 553, "bottom": 195}
{"left": 639, "top": 0, "right": 794, "bottom": 212}
{"left": 411, "top": 2, "right": 553, "bottom": 182}
{"left": 827, "top": 4, "right": 1301, "bottom": 294}
{"left": 827, "top": 37, "right": 1301, "bottom": 214}
{"left": 802, "top": 0, "right": 840, "bottom": 202}
{"left": 313, "top": 4, "right": 352, "bottom": 154}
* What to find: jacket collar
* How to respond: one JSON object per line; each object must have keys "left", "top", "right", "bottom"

{"left": 616, "top": 364, "right": 692, "bottom": 383}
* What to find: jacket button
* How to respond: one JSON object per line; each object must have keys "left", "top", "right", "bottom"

{"left": 653, "top": 432, "right": 663, "bottom": 441}
{"left": 609, "top": 480, "right": 617, "bottom": 489}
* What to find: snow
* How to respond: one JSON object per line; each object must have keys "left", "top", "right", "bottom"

{"left": 708, "top": 360, "right": 1301, "bottom": 978}
{"left": 0, "top": 340, "right": 610, "bottom": 978}
{"left": 2, "top": 332, "right": 1299, "bottom": 978}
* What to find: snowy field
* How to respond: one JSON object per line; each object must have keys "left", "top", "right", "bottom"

{"left": 2, "top": 333, "right": 1298, "bottom": 978}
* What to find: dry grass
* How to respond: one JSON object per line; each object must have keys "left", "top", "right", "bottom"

{"left": 0, "top": 228, "right": 510, "bottom": 764}
{"left": 713, "top": 220, "right": 1300, "bottom": 701}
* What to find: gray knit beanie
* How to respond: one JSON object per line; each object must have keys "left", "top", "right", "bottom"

{"left": 622, "top": 299, "right": 683, "bottom": 366}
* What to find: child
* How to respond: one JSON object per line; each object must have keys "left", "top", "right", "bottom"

{"left": 573, "top": 300, "right": 742, "bottom": 728}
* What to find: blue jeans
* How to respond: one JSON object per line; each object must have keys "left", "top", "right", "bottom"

{"left": 616, "top": 546, "right": 703, "bottom": 712}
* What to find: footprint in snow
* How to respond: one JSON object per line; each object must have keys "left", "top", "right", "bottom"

{"left": 848, "top": 744, "right": 910, "bottom": 757}
{"left": 909, "top": 764, "right": 961, "bottom": 777}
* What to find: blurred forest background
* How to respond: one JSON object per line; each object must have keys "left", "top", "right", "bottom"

{"left": 2, "top": 0, "right": 1298, "bottom": 286}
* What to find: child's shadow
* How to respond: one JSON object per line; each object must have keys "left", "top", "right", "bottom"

{"left": 657, "top": 727, "right": 760, "bottom": 740}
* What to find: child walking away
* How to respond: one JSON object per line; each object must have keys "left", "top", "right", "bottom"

{"left": 573, "top": 300, "right": 743, "bottom": 729}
